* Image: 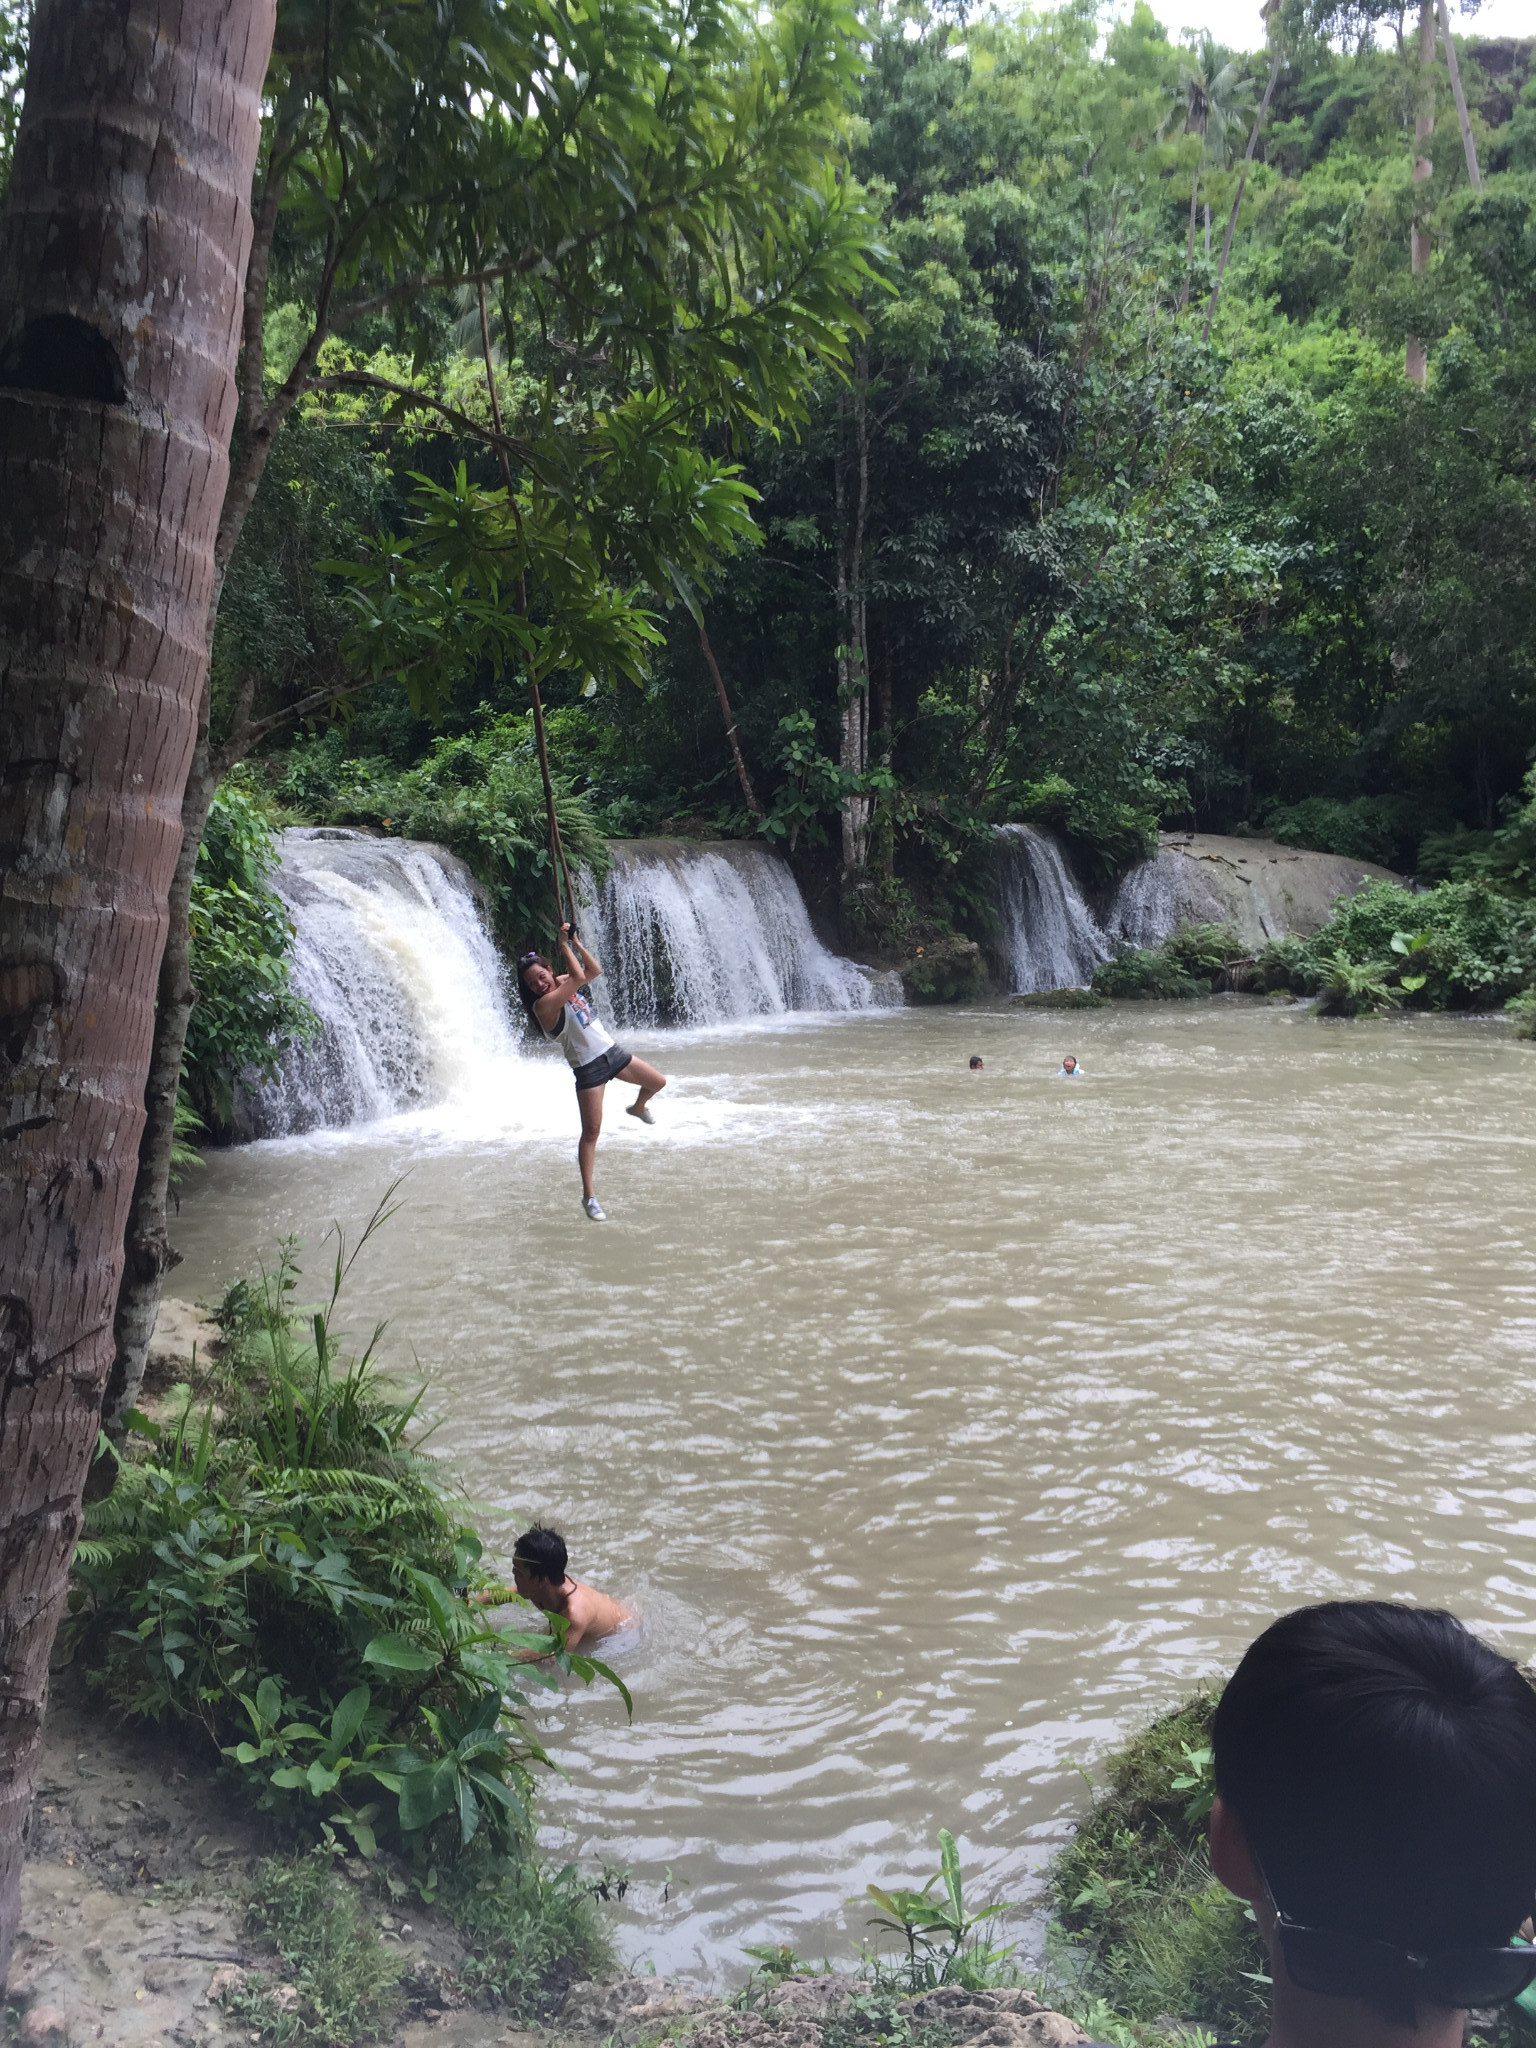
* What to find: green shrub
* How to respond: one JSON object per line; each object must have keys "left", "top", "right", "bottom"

{"left": 282, "top": 713, "right": 609, "bottom": 951}
{"left": 1092, "top": 924, "right": 1246, "bottom": 1001}
{"left": 446, "top": 1850, "right": 616, "bottom": 2016}
{"left": 1163, "top": 924, "right": 1246, "bottom": 980}
{"left": 1093, "top": 948, "right": 1207, "bottom": 1001}
{"left": 221, "top": 1850, "right": 403, "bottom": 2045}
{"left": 1508, "top": 990, "right": 1536, "bottom": 1041}
{"left": 72, "top": 1193, "right": 630, "bottom": 1870}
{"left": 185, "top": 773, "right": 318, "bottom": 1136}
{"left": 1048, "top": 1694, "right": 1268, "bottom": 2044}
{"left": 1255, "top": 880, "right": 1536, "bottom": 1010}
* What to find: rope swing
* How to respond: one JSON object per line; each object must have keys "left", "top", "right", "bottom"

{"left": 477, "top": 282, "right": 579, "bottom": 940}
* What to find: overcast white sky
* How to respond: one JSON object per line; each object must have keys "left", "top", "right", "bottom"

{"left": 1103, "top": 0, "right": 1535, "bottom": 51}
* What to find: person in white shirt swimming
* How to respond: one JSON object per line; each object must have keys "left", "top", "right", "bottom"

{"left": 1058, "top": 1053, "right": 1083, "bottom": 1077}
{"left": 517, "top": 923, "right": 666, "bottom": 1221}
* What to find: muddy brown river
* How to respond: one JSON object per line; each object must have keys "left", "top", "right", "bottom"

{"left": 170, "top": 1000, "right": 1536, "bottom": 1979}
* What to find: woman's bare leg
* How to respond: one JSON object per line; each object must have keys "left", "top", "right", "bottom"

{"left": 577, "top": 1083, "right": 605, "bottom": 1198}
{"left": 623, "top": 1056, "right": 667, "bottom": 1118}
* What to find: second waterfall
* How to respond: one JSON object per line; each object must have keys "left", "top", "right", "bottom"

{"left": 584, "top": 839, "right": 898, "bottom": 1029}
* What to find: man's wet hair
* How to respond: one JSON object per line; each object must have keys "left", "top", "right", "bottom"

{"left": 1213, "top": 1601, "right": 1536, "bottom": 1956}
{"left": 513, "top": 1526, "right": 568, "bottom": 1585}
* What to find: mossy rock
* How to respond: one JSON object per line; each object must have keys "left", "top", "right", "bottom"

{"left": 1010, "top": 987, "right": 1107, "bottom": 1009}
{"left": 899, "top": 934, "right": 986, "bottom": 1004}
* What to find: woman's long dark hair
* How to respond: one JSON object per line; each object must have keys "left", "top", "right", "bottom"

{"left": 516, "top": 950, "right": 554, "bottom": 1031}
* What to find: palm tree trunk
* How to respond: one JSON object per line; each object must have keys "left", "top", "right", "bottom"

{"left": 1407, "top": 0, "right": 1436, "bottom": 385}
{"left": 0, "top": 0, "right": 274, "bottom": 1986}
{"left": 1436, "top": 0, "right": 1482, "bottom": 189}
{"left": 1203, "top": 47, "right": 1283, "bottom": 341}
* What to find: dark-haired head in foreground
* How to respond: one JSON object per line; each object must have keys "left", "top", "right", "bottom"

{"left": 1210, "top": 1601, "right": 1536, "bottom": 2048}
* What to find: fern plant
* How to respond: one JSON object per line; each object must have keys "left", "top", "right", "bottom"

{"left": 72, "top": 1187, "right": 630, "bottom": 1868}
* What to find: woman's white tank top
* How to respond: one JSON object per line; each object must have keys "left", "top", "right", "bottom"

{"left": 546, "top": 990, "right": 615, "bottom": 1070}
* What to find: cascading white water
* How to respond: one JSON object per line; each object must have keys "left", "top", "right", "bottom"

{"left": 583, "top": 840, "right": 899, "bottom": 1028}
{"left": 237, "top": 829, "right": 521, "bottom": 1141}
{"left": 1103, "top": 845, "right": 1228, "bottom": 949}
{"left": 993, "top": 823, "right": 1112, "bottom": 992}
{"left": 241, "top": 830, "right": 898, "bottom": 1141}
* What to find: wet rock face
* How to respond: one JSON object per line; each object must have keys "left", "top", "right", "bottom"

{"left": 1104, "top": 832, "right": 1403, "bottom": 955}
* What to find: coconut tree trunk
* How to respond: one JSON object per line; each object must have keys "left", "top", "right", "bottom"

{"left": 1436, "top": 0, "right": 1482, "bottom": 189}
{"left": 1203, "top": 45, "right": 1283, "bottom": 341}
{"left": 1406, "top": 0, "right": 1435, "bottom": 385}
{"left": 0, "top": 0, "right": 274, "bottom": 1989}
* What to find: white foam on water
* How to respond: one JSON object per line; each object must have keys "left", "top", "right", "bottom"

{"left": 241, "top": 829, "right": 895, "bottom": 1149}
{"left": 993, "top": 823, "right": 1112, "bottom": 992}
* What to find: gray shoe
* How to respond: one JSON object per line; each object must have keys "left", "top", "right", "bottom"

{"left": 626, "top": 1103, "right": 655, "bottom": 1125}
{"left": 583, "top": 1195, "right": 607, "bottom": 1221}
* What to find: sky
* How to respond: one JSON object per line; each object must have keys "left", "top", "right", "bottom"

{"left": 1108, "top": 0, "right": 1536, "bottom": 51}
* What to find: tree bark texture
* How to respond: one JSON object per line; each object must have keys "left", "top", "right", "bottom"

{"left": 1436, "top": 0, "right": 1482, "bottom": 191}
{"left": 0, "top": 0, "right": 274, "bottom": 1988}
{"left": 1407, "top": 0, "right": 1435, "bottom": 385}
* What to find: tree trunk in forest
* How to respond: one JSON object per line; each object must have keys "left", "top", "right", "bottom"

{"left": 1436, "top": 0, "right": 1482, "bottom": 190}
{"left": 1203, "top": 45, "right": 1283, "bottom": 342}
{"left": 0, "top": 0, "right": 275, "bottom": 1989}
{"left": 837, "top": 360, "right": 873, "bottom": 878}
{"left": 1406, "top": 0, "right": 1435, "bottom": 385}
{"left": 698, "top": 620, "right": 763, "bottom": 822}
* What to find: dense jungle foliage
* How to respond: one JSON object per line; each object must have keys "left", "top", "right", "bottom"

{"left": 183, "top": 0, "right": 1536, "bottom": 970}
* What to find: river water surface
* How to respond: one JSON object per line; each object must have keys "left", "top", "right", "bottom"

{"left": 171, "top": 1001, "right": 1536, "bottom": 1978}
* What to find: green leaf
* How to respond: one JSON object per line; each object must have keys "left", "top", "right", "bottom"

{"left": 362, "top": 1634, "right": 441, "bottom": 1674}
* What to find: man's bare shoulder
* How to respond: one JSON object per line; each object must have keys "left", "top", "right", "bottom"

{"left": 567, "top": 1580, "right": 631, "bottom": 1639}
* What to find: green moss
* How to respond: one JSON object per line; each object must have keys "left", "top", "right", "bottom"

{"left": 900, "top": 933, "right": 987, "bottom": 1003}
{"left": 1047, "top": 1693, "right": 1270, "bottom": 2045}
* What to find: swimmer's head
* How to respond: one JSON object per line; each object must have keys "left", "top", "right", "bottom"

{"left": 516, "top": 950, "right": 556, "bottom": 1021}
{"left": 970, "top": 1056, "right": 984, "bottom": 1071}
{"left": 1062, "top": 1055, "right": 1077, "bottom": 1072}
{"left": 512, "top": 1525, "right": 569, "bottom": 1609}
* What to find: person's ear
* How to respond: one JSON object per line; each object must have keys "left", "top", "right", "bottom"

{"left": 1209, "top": 1794, "right": 1265, "bottom": 1908}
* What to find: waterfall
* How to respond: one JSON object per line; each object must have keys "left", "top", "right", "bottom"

{"left": 993, "top": 824, "right": 1112, "bottom": 993}
{"left": 583, "top": 840, "right": 899, "bottom": 1028}
{"left": 239, "top": 829, "right": 897, "bottom": 1141}
{"left": 236, "top": 829, "right": 521, "bottom": 1141}
{"left": 1103, "top": 843, "right": 1230, "bottom": 950}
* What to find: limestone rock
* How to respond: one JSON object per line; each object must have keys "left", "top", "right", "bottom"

{"left": 559, "top": 1976, "right": 713, "bottom": 2037}
{"left": 147, "top": 1297, "right": 222, "bottom": 1380}
{"left": 1105, "top": 832, "right": 1402, "bottom": 955}
{"left": 19, "top": 2006, "right": 70, "bottom": 2045}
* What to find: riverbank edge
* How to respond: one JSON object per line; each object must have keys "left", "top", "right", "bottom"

{"left": 4, "top": 1669, "right": 1098, "bottom": 2048}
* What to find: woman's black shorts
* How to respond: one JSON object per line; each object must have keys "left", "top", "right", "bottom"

{"left": 573, "top": 1044, "right": 634, "bottom": 1092}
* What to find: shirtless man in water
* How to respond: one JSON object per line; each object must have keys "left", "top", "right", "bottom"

{"left": 475, "top": 1526, "right": 631, "bottom": 1655}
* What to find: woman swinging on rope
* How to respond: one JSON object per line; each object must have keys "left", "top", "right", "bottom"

{"left": 518, "top": 925, "right": 666, "bottom": 1221}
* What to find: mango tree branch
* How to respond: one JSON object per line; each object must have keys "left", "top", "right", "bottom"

{"left": 311, "top": 371, "right": 535, "bottom": 468}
